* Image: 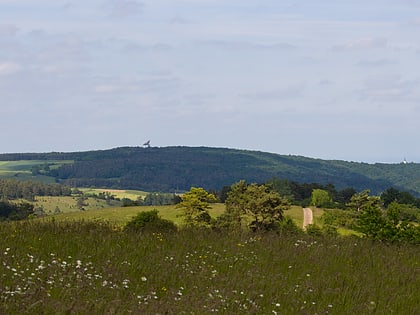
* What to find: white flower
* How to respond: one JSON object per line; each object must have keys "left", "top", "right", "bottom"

{"left": 141, "top": 276, "right": 147, "bottom": 282}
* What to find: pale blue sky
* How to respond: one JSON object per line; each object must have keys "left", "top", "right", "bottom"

{"left": 1, "top": 0, "right": 420, "bottom": 162}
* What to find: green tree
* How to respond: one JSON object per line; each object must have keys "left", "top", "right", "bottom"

{"left": 355, "top": 202, "right": 420, "bottom": 243}
{"left": 225, "top": 181, "right": 290, "bottom": 232}
{"left": 124, "top": 209, "right": 177, "bottom": 233}
{"left": 310, "top": 189, "right": 333, "bottom": 208}
{"left": 265, "top": 178, "right": 294, "bottom": 201}
{"left": 176, "top": 187, "right": 217, "bottom": 227}
{"left": 381, "top": 188, "right": 416, "bottom": 208}
{"left": 224, "top": 180, "right": 249, "bottom": 229}
{"left": 347, "top": 190, "right": 380, "bottom": 212}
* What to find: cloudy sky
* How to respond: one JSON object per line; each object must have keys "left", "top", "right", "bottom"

{"left": 1, "top": 0, "right": 420, "bottom": 162}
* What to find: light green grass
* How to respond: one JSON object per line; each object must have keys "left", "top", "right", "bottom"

{"left": 45, "top": 203, "right": 227, "bottom": 226}
{"left": 80, "top": 188, "right": 148, "bottom": 200}
{"left": 30, "top": 196, "right": 121, "bottom": 214}
{"left": 0, "top": 160, "right": 72, "bottom": 173}
{"left": 0, "top": 160, "right": 73, "bottom": 183}
{"left": 283, "top": 206, "right": 324, "bottom": 228}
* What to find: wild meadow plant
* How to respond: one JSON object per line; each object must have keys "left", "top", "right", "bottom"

{"left": 1, "top": 220, "right": 419, "bottom": 314}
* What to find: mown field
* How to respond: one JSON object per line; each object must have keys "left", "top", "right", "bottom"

{"left": 30, "top": 196, "right": 121, "bottom": 214}
{"left": 1, "top": 220, "right": 419, "bottom": 314}
{"left": 80, "top": 188, "right": 148, "bottom": 201}
{"left": 39, "top": 203, "right": 310, "bottom": 228}
{"left": 0, "top": 160, "right": 71, "bottom": 183}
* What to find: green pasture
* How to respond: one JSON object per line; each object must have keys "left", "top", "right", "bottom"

{"left": 32, "top": 196, "right": 121, "bottom": 214}
{"left": 44, "top": 203, "right": 227, "bottom": 226}
{"left": 27, "top": 196, "right": 357, "bottom": 236}
{"left": 0, "top": 160, "right": 72, "bottom": 172}
{"left": 0, "top": 160, "right": 72, "bottom": 183}
{"left": 40, "top": 202, "right": 328, "bottom": 231}
{"left": 283, "top": 206, "right": 324, "bottom": 228}
{"left": 80, "top": 188, "right": 148, "bottom": 200}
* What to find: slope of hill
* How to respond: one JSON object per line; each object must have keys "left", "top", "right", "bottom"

{"left": 0, "top": 146, "right": 419, "bottom": 195}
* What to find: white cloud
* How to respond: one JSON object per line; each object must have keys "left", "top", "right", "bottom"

{"left": 241, "top": 84, "right": 305, "bottom": 101}
{"left": 106, "top": 0, "right": 144, "bottom": 18}
{"left": 357, "top": 74, "right": 420, "bottom": 103}
{"left": 0, "top": 62, "right": 22, "bottom": 75}
{"left": 196, "top": 40, "right": 297, "bottom": 51}
{"left": 94, "top": 84, "right": 121, "bottom": 93}
{"left": 357, "top": 59, "right": 397, "bottom": 67}
{"left": 333, "top": 37, "right": 388, "bottom": 51}
{"left": 0, "top": 24, "right": 19, "bottom": 36}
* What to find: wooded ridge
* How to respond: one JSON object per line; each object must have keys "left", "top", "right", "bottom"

{"left": 0, "top": 146, "right": 418, "bottom": 195}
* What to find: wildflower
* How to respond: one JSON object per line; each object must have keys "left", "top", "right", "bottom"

{"left": 141, "top": 276, "right": 147, "bottom": 282}
{"left": 122, "top": 279, "right": 130, "bottom": 288}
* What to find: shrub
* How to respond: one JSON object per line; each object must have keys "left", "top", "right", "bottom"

{"left": 305, "top": 224, "right": 323, "bottom": 236}
{"left": 277, "top": 216, "right": 302, "bottom": 235}
{"left": 124, "top": 210, "right": 177, "bottom": 233}
{"left": 321, "top": 209, "right": 358, "bottom": 229}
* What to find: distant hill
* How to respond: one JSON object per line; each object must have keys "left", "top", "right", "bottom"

{"left": 0, "top": 146, "right": 419, "bottom": 195}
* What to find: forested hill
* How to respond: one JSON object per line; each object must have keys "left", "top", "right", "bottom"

{"left": 1, "top": 146, "right": 419, "bottom": 195}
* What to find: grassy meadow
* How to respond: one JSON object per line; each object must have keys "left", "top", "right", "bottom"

{"left": 80, "top": 188, "right": 148, "bottom": 201}
{"left": 1, "top": 220, "right": 419, "bottom": 314}
{"left": 0, "top": 160, "right": 72, "bottom": 183}
{"left": 31, "top": 196, "right": 122, "bottom": 214}
{"left": 41, "top": 203, "right": 305, "bottom": 228}
{"left": 47, "top": 203, "right": 227, "bottom": 226}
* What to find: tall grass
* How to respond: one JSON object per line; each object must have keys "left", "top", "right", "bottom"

{"left": 1, "top": 220, "right": 419, "bottom": 314}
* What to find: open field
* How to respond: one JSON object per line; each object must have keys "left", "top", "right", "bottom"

{"left": 44, "top": 203, "right": 227, "bottom": 226}
{"left": 0, "top": 160, "right": 72, "bottom": 183}
{"left": 45, "top": 204, "right": 305, "bottom": 228}
{"left": 80, "top": 188, "right": 148, "bottom": 200}
{"left": 0, "top": 160, "right": 72, "bottom": 173}
{"left": 283, "top": 207, "right": 324, "bottom": 229}
{"left": 1, "top": 220, "right": 419, "bottom": 314}
{"left": 26, "top": 198, "right": 359, "bottom": 236}
{"left": 32, "top": 196, "right": 121, "bottom": 214}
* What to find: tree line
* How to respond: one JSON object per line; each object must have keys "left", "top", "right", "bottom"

{"left": 175, "top": 181, "right": 420, "bottom": 243}
{"left": 0, "top": 179, "right": 72, "bottom": 201}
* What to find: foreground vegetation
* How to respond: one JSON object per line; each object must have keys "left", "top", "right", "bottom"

{"left": 1, "top": 220, "right": 419, "bottom": 314}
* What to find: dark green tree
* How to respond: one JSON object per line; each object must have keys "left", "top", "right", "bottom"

{"left": 310, "top": 189, "right": 333, "bottom": 208}
{"left": 347, "top": 190, "right": 380, "bottom": 212}
{"left": 124, "top": 209, "right": 177, "bottom": 233}
{"left": 225, "top": 181, "right": 290, "bottom": 232}
{"left": 176, "top": 187, "right": 217, "bottom": 227}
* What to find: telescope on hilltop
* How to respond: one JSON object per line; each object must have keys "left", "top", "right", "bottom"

{"left": 143, "top": 140, "right": 151, "bottom": 148}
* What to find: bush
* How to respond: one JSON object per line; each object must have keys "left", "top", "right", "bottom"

{"left": 322, "top": 209, "right": 358, "bottom": 229}
{"left": 305, "top": 224, "right": 323, "bottom": 236}
{"left": 211, "top": 212, "right": 241, "bottom": 231}
{"left": 321, "top": 224, "right": 338, "bottom": 237}
{"left": 124, "top": 210, "right": 177, "bottom": 233}
{"left": 277, "top": 216, "right": 302, "bottom": 235}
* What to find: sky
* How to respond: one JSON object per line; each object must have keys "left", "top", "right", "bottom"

{"left": 1, "top": 0, "right": 420, "bottom": 163}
